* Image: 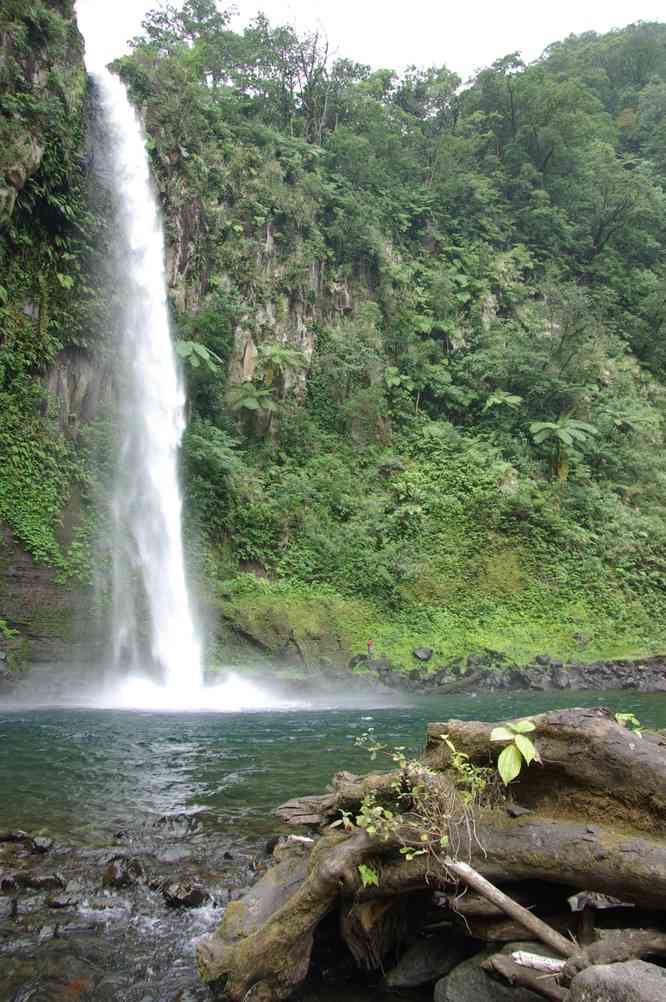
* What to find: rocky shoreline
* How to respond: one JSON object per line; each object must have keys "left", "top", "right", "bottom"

{"left": 353, "top": 650, "right": 666, "bottom": 695}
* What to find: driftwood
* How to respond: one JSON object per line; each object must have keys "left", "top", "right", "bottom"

{"left": 484, "top": 954, "right": 568, "bottom": 1001}
{"left": 198, "top": 708, "right": 666, "bottom": 1002}
{"left": 425, "top": 707, "right": 666, "bottom": 832}
{"left": 442, "top": 860, "right": 575, "bottom": 957}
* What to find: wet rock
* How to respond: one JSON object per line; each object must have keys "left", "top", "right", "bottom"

{"left": 384, "top": 934, "right": 469, "bottom": 988}
{"left": 551, "top": 666, "right": 571, "bottom": 689}
{"left": 31, "top": 837, "right": 53, "bottom": 854}
{"left": 0, "top": 831, "right": 31, "bottom": 845}
{"left": 102, "top": 856, "right": 145, "bottom": 888}
{"left": 434, "top": 942, "right": 552, "bottom": 1002}
{"left": 152, "top": 813, "right": 198, "bottom": 838}
{"left": 47, "top": 891, "right": 79, "bottom": 909}
{"left": 38, "top": 924, "right": 55, "bottom": 942}
{"left": 162, "top": 880, "right": 210, "bottom": 908}
{"left": 1, "top": 874, "right": 18, "bottom": 893}
{"left": 506, "top": 804, "right": 532, "bottom": 818}
{"left": 16, "top": 872, "right": 65, "bottom": 892}
{"left": 569, "top": 959, "right": 666, "bottom": 1001}
{"left": 0, "top": 895, "right": 17, "bottom": 920}
{"left": 413, "top": 647, "right": 433, "bottom": 662}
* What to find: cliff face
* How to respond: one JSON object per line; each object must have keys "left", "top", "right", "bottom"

{"left": 0, "top": 0, "right": 86, "bottom": 225}
{"left": 0, "top": 1, "right": 106, "bottom": 669}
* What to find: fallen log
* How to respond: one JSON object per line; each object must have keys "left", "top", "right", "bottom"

{"left": 200, "top": 708, "right": 666, "bottom": 1002}
{"left": 425, "top": 707, "right": 666, "bottom": 832}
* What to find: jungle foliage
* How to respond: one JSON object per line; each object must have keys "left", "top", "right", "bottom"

{"left": 3, "top": 2, "right": 666, "bottom": 664}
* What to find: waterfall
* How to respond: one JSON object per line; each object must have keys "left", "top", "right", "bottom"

{"left": 92, "top": 67, "right": 203, "bottom": 694}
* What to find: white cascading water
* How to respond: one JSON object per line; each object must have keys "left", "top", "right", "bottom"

{"left": 85, "top": 59, "right": 302, "bottom": 711}
{"left": 93, "top": 67, "right": 203, "bottom": 697}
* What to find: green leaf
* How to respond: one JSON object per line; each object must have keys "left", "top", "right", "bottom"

{"left": 497, "top": 744, "right": 523, "bottom": 785}
{"left": 490, "top": 726, "right": 516, "bottom": 742}
{"left": 511, "top": 719, "right": 535, "bottom": 733}
{"left": 56, "top": 273, "right": 74, "bottom": 290}
{"left": 358, "top": 864, "right": 379, "bottom": 888}
{"left": 514, "top": 734, "right": 536, "bottom": 764}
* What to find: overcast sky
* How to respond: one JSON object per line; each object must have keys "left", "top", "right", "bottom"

{"left": 76, "top": 0, "right": 666, "bottom": 79}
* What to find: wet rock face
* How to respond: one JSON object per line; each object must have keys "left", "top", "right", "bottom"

{"left": 101, "top": 856, "right": 145, "bottom": 888}
{"left": 162, "top": 881, "right": 210, "bottom": 908}
{"left": 569, "top": 960, "right": 666, "bottom": 1002}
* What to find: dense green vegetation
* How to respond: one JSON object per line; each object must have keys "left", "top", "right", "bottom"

{"left": 0, "top": 1, "right": 99, "bottom": 586}
{"left": 3, "top": 1, "right": 666, "bottom": 669}
{"left": 114, "top": 6, "right": 666, "bottom": 667}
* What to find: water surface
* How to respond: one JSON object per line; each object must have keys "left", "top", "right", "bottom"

{"left": 3, "top": 689, "right": 665, "bottom": 843}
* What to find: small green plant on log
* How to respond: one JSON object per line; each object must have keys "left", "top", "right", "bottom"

{"left": 357, "top": 863, "right": 379, "bottom": 887}
{"left": 333, "top": 730, "right": 499, "bottom": 880}
{"left": 490, "top": 719, "right": 540, "bottom": 784}
{"left": 0, "top": 619, "right": 18, "bottom": 639}
{"left": 615, "top": 712, "right": 642, "bottom": 737}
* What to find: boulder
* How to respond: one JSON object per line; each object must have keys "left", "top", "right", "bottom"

{"left": 102, "top": 856, "right": 145, "bottom": 888}
{"left": 16, "top": 872, "right": 65, "bottom": 892}
{"left": 413, "top": 648, "right": 433, "bottom": 662}
{"left": 434, "top": 942, "right": 553, "bottom": 1002}
{"left": 31, "top": 837, "right": 53, "bottom": 854}
{"left": 569, "top": 960, "right": 666, "bottom": 1001}
{"left": 162, "top": 881, "right": 210, "bottom": 908}
{"left": 384, "top": 934, "right": 469, "bottom": 988}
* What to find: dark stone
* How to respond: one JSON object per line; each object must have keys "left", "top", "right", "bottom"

{"left": 162, "top": 881, "right": 210, "bottom": 908}
{"left": 348, "top": 654, "right": 368, "bottom": 669}
{"left": 224, "top": 850, "right": 234, "bottom": 860}
{"left": 0, "top": 830, "right": 31, "bottom": 845}
{"left": 0, "top": 896, "right": 17, "bottom": 920}
{"left": 570, "top": 959, "right": 666, "bottom": 1001}
{"left": 551, "top": 666, "right": 571, "bottom": 689}
{"left": 151, "top": 813, "right": 197, "bottom": 837}
{"left": 412, "top": 647, "right": 433, "bottom": 662}
{"left": 434, "top": 942, "right": 552, "bottom": 1002}
{"left": 102, "top": 856, "right": 145, "bottom": 888}
{"left": 47, "top": 891, "right": 79, "bottom": 909}
{"left": 1, "top": 874, "right": 18, "bottom": 893}
{"left": 16, "top": 872, "right": 65, "bottom": 892}
{"left": 506, "top": 803, "right": 532, "bottom": 818}
{"left": 384, "top": 935, "right": 469, "bottom": 988}
{"left": 534, "top": 654, "right": 551, "bottom": 666}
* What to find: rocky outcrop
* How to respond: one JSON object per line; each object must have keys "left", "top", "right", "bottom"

{"left": 44, "top": 347, "right": 113, "bottom": 434}
{"left": 569, "top": 960, "right": 666, "bottom": 1002}
{"left": 0, "top": 524, "right": 102, "bottom": 666}
{"left": 0, "top": 0, "right": 86, "bottom": 227}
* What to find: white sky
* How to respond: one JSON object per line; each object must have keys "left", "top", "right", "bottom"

{"left": 76, "top": 0, "right": 666, "bottom": 79}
